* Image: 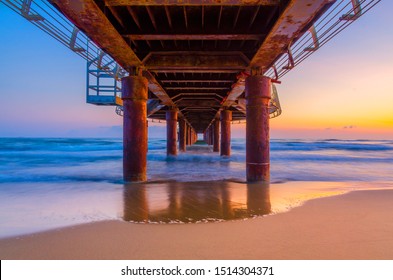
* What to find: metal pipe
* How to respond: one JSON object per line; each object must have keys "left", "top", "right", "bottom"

{"left": 213, "top": 119, "right": 220, "bottom": 152}
{"left": 166, "top": 109, "right": 178, "bottom": 156}
{"left": 122, "top": 75, "right": 148, "bottom": 182}
{"left": 220, "top": 110, "right": 232, "bottom": 156}
{"left": 179, "top": 118, "right": 186, "bottom": 152}
{"left": 245, "top": 76, "right": 271, "bottom": 182}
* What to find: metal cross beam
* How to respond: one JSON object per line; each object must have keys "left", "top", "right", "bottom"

{"left": 50, "top": 0, "right": 141, "bottom": 70}
{"left": 142, "top": 52, "right": 250, "bottom": 71}
{"left": 211, "top": 0, "right": 334, "bottom": 126}
{"left": 104, "top": 0, "right": 280, "bottom": 6}
{"left": 122, "top": 34, "right": 264, "bottom": 41}
{"left": 250, "top": 0, "right": 335, "bottom": 68}
{"left": 50, "top": 0, "right": 191, "bottom": 124}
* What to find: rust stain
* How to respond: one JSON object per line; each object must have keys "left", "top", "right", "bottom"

{"left": 250, "top": 0, "right": 332, "bottom": 69}
{"left": 105, "top": 0, "right": 279, "bottom": 6}
{"left": 51, "top": 0, "right": 141, "bottom": 70}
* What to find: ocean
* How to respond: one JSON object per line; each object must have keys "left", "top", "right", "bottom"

{"left": 0, "top": 138, "right": 392, "bottom": 237}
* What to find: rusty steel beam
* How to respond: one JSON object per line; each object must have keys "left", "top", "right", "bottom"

{"left": 142, "top": 71, "right": 175, "bottom": 106}
{"left": 123, "top": 34, "right": 264, "bottom": 41}
{"left": 174, "top": 96, "right": 222, "bottom": 99}
{"left": 209, "top": 72, "right": 247, "bottom": 127}
{"left": 177, "top": 101, "right": 221, "bottom": 106}
{"left": 147, "top": 99, "right": 164, "bottom": 116}
{"left": 107, "top": 6, "right": 126, "bottom": 29}
{"left": 181, "top": 107, "right": 217, "bottom": 111}
{"left": 176, "top": 100, "right": 221, "bottom": 107}
{"left": 165, "top": 87, "right": 229, "bottom": 90}
{"left": 212, "top": 0, "right": 332, "bottom": 126}
{"left": 142, "top": 72, "right": 192, "bottom": 128}
{"left": 143, "top": 52, "right": 249, "bottom": 71}
{"left": 151, "top": 69, "right": 240, "bottom": 73}
{"left": 175, "top": 96, "right": 221, "bottom": 100}
{"left": 50, "top": 0, "right": 141, "bottom": 70}
{"left": 160, "top": 80, "right": 234, "bottom": 83}
{"left": 231, "top": 97, "right": 246, "bottom": 116}
{"left": 116, "top": 97, "right": 165, "bottom": 116}
{"left": 250, "top": 0, "right": 334, "bottom": 68}
{"left": 172, "top": 92, "right": 221, "bottom": 98}
{"left": 51, "top": 0, "right": 191, "bottom": 127}
{"left": 222, "top": 72, "right": 248, "bottom": 108}
{"left": 142, "top": 72, "right": 196, "bottom": 132}
{"left": 105, "top": 0, "right": 279, "bottom": 6}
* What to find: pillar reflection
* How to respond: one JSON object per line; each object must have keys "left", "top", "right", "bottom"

{"left": 167, "top": 182, "right": 181, "bottom": 220}
{"left": 123, "top": 184, "right": 149, "bottom": 222}
{"left": 122, "top": 181, "right": 271, "bottom": 223}
{"left": 247, "top": 182, "right": 271, "bottom": 216}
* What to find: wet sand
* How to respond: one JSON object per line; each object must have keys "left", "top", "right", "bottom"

{"left": 1, "top": 189, "right": 393, "bottom": 259}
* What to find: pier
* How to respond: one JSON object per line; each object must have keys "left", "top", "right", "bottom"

{"left": 1, "top": 0, "right": 380, "bottom": 182}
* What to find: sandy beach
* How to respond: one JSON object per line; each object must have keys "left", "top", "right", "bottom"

{"left": 1, "top": 189, "right": 393, "bottom": 260}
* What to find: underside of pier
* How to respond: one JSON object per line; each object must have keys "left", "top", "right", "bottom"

{"left": 49, "top": 0, "right": 336, "bottom": 181}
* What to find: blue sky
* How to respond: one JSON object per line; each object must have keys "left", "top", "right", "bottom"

{"left": 0, "top": 1, "right": 392, "bottom": 139}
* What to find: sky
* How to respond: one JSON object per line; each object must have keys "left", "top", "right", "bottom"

{"left": 0, "top": 1, "right": 392, "bottom": 139}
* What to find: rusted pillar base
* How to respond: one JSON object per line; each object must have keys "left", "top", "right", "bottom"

{"left": 179, "top": 118, "right": 186, "bottom": 152}
{"left": 245, "top": 76, "right": 271, "bottom": 182}
{"left": 213, "top": 119, "right": 220, "bottom": 152}
{"left": 166, "top": 109, "right": 178, "bottom": 156}
{"left": 122, "top": 75, "right": 148, "bottom": 182}
{"left": 220, "top": 110, "right": 232, "bottom": 156}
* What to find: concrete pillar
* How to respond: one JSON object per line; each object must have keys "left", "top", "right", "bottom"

{"left": 245, "top": 76, "right": 271, "bottom": 182}
{"left": 220, "top": 110, "right": 232, "bottom": 156}
{"left": 122, "top": 75, "right": 148, "bottom": 182}
{"left": 166, "top": 109, "right": 178, "bottom": 156}
{"left": 213, "top": 119, "right": 220, "bottom": 152}
{"left": 179, "top": 118, "right": 186, "bottom": 152}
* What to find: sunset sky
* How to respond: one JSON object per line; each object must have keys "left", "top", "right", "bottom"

{"left": 0, "top": 1, "right": 392, "bottom": 139}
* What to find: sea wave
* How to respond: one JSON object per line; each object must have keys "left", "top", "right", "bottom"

{"left": 0, "top": 138, "right": 392, "bottom": 183}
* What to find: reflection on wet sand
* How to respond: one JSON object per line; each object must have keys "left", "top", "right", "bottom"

{"left": 123, "top": 181, "right": 271, "bottom": 223}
